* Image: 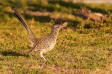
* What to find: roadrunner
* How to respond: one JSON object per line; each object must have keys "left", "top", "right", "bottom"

{"left": 13, "top": 9, "right": 68, "bottom": 61}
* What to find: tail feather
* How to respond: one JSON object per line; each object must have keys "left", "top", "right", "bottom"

{"left": 13, "top": 8, "right": 37, "bottom": 44}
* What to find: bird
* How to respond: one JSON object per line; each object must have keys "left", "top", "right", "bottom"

{"left": 13, "top": 8, "right": 68, "bottom": 61}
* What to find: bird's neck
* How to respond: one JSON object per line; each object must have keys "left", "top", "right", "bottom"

{"left": 49, "top": 27, "right": 60, "bottom": 40}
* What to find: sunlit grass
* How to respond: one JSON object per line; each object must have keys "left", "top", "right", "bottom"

{"left": 0, "top": 0, "right": 112, "bottom": 73}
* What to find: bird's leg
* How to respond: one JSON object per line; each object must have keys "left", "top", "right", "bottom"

{"left": 40, "top": 51, "right": 47, "bottom": 61}
{"left": 39, "top": 51, "right": 47, "bottom": 68}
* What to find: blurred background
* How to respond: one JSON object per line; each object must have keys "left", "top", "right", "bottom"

{"left": 69, "top": 0, "right": 112, "bottom": 3}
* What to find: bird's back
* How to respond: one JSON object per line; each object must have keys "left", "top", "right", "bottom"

{"left": 34, "top": 35, "right": 57, "bottom": 52}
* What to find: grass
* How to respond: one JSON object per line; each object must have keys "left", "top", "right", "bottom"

{"left": 0, "top": 0, "right": 112, "bottom": 73}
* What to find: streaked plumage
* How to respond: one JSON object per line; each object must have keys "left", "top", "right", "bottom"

{"left": 13, "top": 8, "right": 68, "bottom": 61}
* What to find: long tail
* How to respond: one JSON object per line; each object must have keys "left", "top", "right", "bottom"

{"left": 13, "top": 8, "right": 37, "bottom": 44}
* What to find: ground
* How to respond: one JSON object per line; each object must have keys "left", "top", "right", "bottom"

{"left": 0, "top": 0, "right": 112, "bottom": 74}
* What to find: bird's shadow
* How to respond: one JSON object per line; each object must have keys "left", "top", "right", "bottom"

{"left": 0, "top": 50, "right": 29, "bottom": 57}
